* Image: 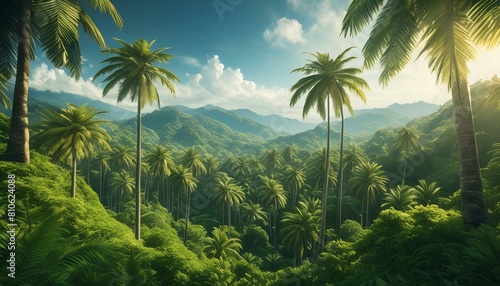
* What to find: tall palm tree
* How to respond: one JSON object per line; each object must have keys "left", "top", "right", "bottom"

{"left": 280, "top": 201, "right": 320, "bottom": 266}
{"left": 212, "top": 175, "right": 245, "bottom": 227}
{"left": 349, "top": 161, "right": 388, "bottom": 228}
{"left": 1, "top": 0, "right": 122, "bottom": 164}
{"left": 381, "top": 185, "right": 416, "bottom": 211}
{"left": 394, "top": 127, "right": 420, "bottom": 185}
{"left": 414, "top": 179, "right": 444, "bottom": 206}
{"left": 179, "top": 147, "right": 207, "bottom": 178}
{"left": 93, "top": 38, "right": 178, "bottom": 240}
{"left": 34, "top": 104, "right": 110, "bottom": 198}
{"left": 258, "top": 175, "right": 287, "bottom": 247}
{"left": 261, "top": 147, "right": 285, "bottom": 177}
{"left": 240, "top": 202, "right": 268, "bottom": 226}
{"left": 109, "top": 170, "right": 134, "bottom": 212}
{"left": 290, "top": 48, "right": 369, "bottom": 251}
{"left": 231, "top": 155, "right": 253, "bottom": 179}
{"left": 170, "top": 165, "right": 198, "bottom": 245}
{"left": 144, "top": 145, "right": 173, "bottom": 207}
{"left": 341, "top": 0, "right": 499, "bottom": 226}
{"left": 283, "top": 165, "right": 306, "bottom": 208}
{"left": 0, "top": 73, "right": 11, "bottom": 109}
{"left": 282, "top": 145, "right": 299, "bottom": 166}
{"left": 203, "top": 227, "right": 242, "bottom": 260}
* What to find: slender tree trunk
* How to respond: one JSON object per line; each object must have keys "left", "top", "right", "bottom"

{"left": 366, "top": 194, "right": 370, "bottom": 228}
{"left": 99, "top": 164, "right": 104, "bottom": 202}
{"left": 135, "top": 99, "right": 142, "bottom": 240}
{"left": 360, "top": 196, "right": 364, "bottom": 228}
{"left": 228, "top": 202, "right": 231, "bottom": 228}
{"left": 402, "top": 157, "right": 407, "bottom": 186}
{"left": 71, "top": 150, "right": 77, "bottom": 198}
{"left": 5, "top": 0, "right": 32, "bottom": 164}
{"left": 184, "top": 191, "right": 190, "bottom": 245}
{"left": 317, "top": 97, "right": 330, "bottom": 258}
{"left": 452, "top": 79, "right": 489, "bottom": 226}
{"left": 336, "top": 108, "right": 345, "bottom": 232}
{"left": 273, "top": 202, "right": 277, "bottom": 248}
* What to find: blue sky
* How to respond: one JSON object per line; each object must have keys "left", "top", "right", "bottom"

{"left": 30, "top": 0, "right": 500, "bottom": 123}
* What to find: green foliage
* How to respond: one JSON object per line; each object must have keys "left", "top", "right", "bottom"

{"left": 338, "top": 219, "right": 365, "bottom": 242}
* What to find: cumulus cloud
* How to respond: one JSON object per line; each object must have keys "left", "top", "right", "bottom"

{"left": 157, "top": 55, "right": 321, "bottom": 122}
{"left": 30, "top": 63, "right": 102, "bottom": 100}
{"left": 263, "top": 18, "right": 306, "bottom": 48}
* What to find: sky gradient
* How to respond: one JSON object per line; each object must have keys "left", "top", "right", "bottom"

{"left": 29, "top": 0, "right": 500, "bottom": 123}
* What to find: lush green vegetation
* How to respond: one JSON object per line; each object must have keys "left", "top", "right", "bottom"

{"left": 0, "top": 77, "right": 499, "bottom": 284}
{"left": 1, "top": 0, "right": 499, "bottom": 284}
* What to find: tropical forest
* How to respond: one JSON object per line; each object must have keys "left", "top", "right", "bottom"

{"left": 0, "top": 1, "right": 499, "bottom": 285}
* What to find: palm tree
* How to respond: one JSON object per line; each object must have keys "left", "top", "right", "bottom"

{"left": 144, "top": 145, "right": 173, "bottom": 207}
{"left": 343, "top": 143, "right": 366, "bottom": 180}
{"left": 258, "top": 175, "right": 287, "bottom": 247}
{"left": 212, "top": 175, "right": 245, "bottom": 227}
{"left": 109, "top": 170, "right": 134, "bottom": 212}
{"left": 261, "top": 148, "right": 284, "bottom": 177}
{"left": 381, "top": 185, "right": 416, "bottom": 211}
{"left": 1, "top": 0, "right": 122, "bottom": 164}
{"left": 280, "top": 201, "right": 320, "bottom": 266}
{"left": 93, "top": 148, "right": 111, "bottom": 202}
{"left": 349, "top": 161, "right": 388, "bottom": 228}
{"left": 306, "top": 147, "right": 338, "bottom": 191}
{"left": 203, "top": 227, "right": 242, "bottom": 260}
{"left": 414, "top": 180, "right": 444, "bottom": 206}
{"left": 231, "top": 155, "right": 253, "bottom": 179}
{"left": 0, "top": 73, "right": 11, "bottom": 109}
{"left": 394, "top": 127, "right": 420, "bottom": 185}
{"left": 179, "top": 147, "right": 207, "bottom": 178}
{"left": 341, "top": 0, "right": 498, "bottom": 226}
{"left": 34, "top": 104, "right": 110, "bottom": 198}
{"left": 290, "top": 48, "right": 369, "bottom": 251}
{"left": 282, "top": 145, "right": 299, "bottom": 166}
{"left": 110, "top": 145, "right": 136, "bottom": 172}
{"left": 488, "top": 143, "right": 500, "bottom": 166}
{"left": 283, "top": 165, "right": 306, "bottom": 208}
{"left": 93, "top": 38, "right": 178, "bottom": 240}
{"left": 170, "top": 165, "right": 198, "bottom": 245}
{"left": 240, "top": 202, "right": 269, "bottom": 226}
{"left": 484, "top": 75, "right": 500, "bottom": 111}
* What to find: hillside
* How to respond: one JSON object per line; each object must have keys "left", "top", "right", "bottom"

{"left": 231, "top": 107, "right": 317, "bottom": 134}
{"left": 115, "top": 106, "right": 268, "bottom": 157}
{"left": 362, "top": 79, "right": 500, "bottom": 192}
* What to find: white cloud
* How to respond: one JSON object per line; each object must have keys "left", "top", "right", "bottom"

{"left": 156, "top": 55, "right": 322, "bottom": 123}
{"left": 263, "top": 18, "right": 306, "bottom": 48}
{"left": 30, "top": 63, "right": 102, "bottom": 100}
{"left": 178, "top": 56, "right": 202, "bottom": 68}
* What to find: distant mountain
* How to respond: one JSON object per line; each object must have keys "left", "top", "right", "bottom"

{"left": 335, "top": 108, "right": 410, "bottom": 135}
{"left": 172, "top": 105, "right": 285, "bottom": 139}
{"left": 0, "top": 89, "right": 136, "bottom": 123}
{"left": 231, "top": 108, "right": 317, "bottom": 134}
{"left": 387, "top": 101, "right": 440, "bottom": 118}
{"left": 329, "top": 102, "right": 441, "bottom": 135}
{"left": 115, "top": 106, "right": 268, "bottom": 157}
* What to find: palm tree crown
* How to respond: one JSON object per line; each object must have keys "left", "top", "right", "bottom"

{"left": 35, "top": 104, "right": 110, "bottom": 198}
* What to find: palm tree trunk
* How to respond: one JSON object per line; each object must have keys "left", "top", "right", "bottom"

{"left": 135, "top": 99, "right": 142, "bottom": 240}
{"left": 402, "top": 157, "right": 407, "bottom": 186}
{"left": 71, "top": 150, "right": 77, "bottom": 198}
{"left": 5, "top": 0, "right": 32, "bottom": 164}
{"left": 184, "top": 191, "right": 190, "bottom": 245}
{"left": 317, "top": 97, "right": 330, "bottom": 257}
{"left": 366, "top": 193, "right": 370, "bottom": 228}
{"left": 273, "top": 202, "right": 277, "bottom": 248}
{"left": 99, "top": 164, "right": 104, "bottom": 202}
{"left": 336, "top": 107, "right": 345, "bottom": 232}
{"left": 228, "top": 202, "right": 231, "bottom": 228}
{"left": 452, "top": 79, "right": 489, "bottom": 226}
